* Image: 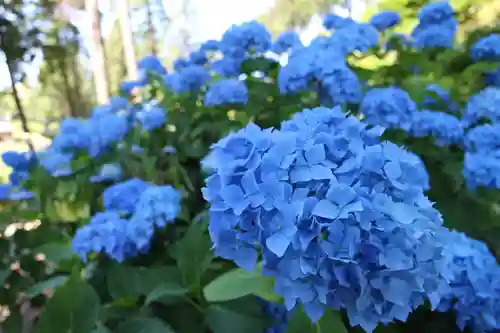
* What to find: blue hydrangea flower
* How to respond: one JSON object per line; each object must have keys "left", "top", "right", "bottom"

{"left": 434, "top": 229, "right": 500, "bottom": 332}
{"left": 409, "top": 110, "right": 463, "bottom": 146}
{"left": 465, "top": 124, "right": 500, "bottom": 152}
{"left": 314, "top": 57, "right": 362, "bottom": 105}
{"left": 126, "top": 185, "right": 181, "bottom": 251}
{"left": 130, "top": 185, "right": 181, "bottom": 228}
{"left": 164, "top": 65, "right": 211, "bottom": 93}
{"left": 102, "top": 178, "right": 151, "bottom": 215}
{"left": 200, "top": 39, "right": 220, "bottom": 52}
{"left": 412, "top": 19, "right": 457, "bottom": 49}
{"left": 90, "top": 163, "right": 123, "bottom": 183}
{"left": 0, "top": 184, "right": 11, "bottom": 200}
{"left": 173, "top": 58, "right": 192, "bottom": 72}
{"left": 462, "top": 87, "right": 500, "bottom": 126}
{"left": 138, "top": 55, "right": 167, "bottom": 75}
{"left": 2, "top": 151, "right": 36, "bottom": 172}
{"left": 71, "top": 211, "right": 138, "bottom": 262}
{"left": 484, "top": 66, "right": 500, "bottom": 86}
{"left": 219, "top": 21, "right": 271, "bottom": 58}
{"left": 203, "top": 106, "right": 447, "bottom": 332}
{"left": 136, "top": 104, "right": 167, "bottom": 131}
{"left": 87, "top": 113, "right": 130, "bottom": 157}
{"left": 120, "top": 79, "right": 147, "bottom": 95}
{"left": 369, "top": 11, "right": 401, "bottom": 31}
{"left": 360, "top": 87, "right": 417, "bottom": 130}
{"left": 51, "top": 118, "right": 91, "bottom": 152}
{"left": 417, "top": 1, "right": 455, "bottom": 25}
{"left": 211, "top": 57, "right": 243, "bottom": 77}
{"left": 471, "top": 34, "right": 500, "bottom": 61}
{"left": 323, "top": 14, "right": 354, "bottom": 30}
{"left": 278, "top": 46, "right": 317, "bottom": 94}
{"left": 463, "top": 151, "right": 500, "bottom": 189}
{"left": 0, "top": 184, "right": 33, "bottom": 201}
{"left": 204, "top": 79, "right": 248, "bottom": 106}
{"left": 332, "top": 22, "right": 379, "bottom": 54}
{"left": 271, "top": 31, "right": 303, "bottom": 54}
{"left": 189, "top": 50, "right": 208, "bottom": 65}
{"left": 38, "top": 149, "right": 73, "bottom": 177}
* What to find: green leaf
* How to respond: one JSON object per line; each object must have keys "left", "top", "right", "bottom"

{"left": 35, "top": 242, "right": 75, "bottom": 262}
{"left": 286, "top": 307, "right": 347, "bottom": 333}
{"left": 25, "top": 275, "right": 68, "bottom": 298}
{"left": 204, "top": 263, "right": 276, "bottom": 302}
{"left": 106, "top": 264, "right": 142, "bottom": 300}
{"left": 36, "top": 274, "right": 101, "bottom": 333}
{"left": 144, "top": 282, "right": 188, "bottom": 306}
{"left": 206, "top": 305, "right": 269, "bottom": 333}
{"left": 107, "top": 264, "right": 182, "bottom": 300}
{"left": 173, "top": 222, "right": 213, "bottom": 289}
{"left": 114, "top": 317, "right": 174, "bottom": 333}
{"left": 0, "top": 269, "right": 10, "bottom": 285}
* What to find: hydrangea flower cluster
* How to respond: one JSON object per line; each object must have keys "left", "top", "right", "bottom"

{"left": 471, "top": 34, "right": 500, "bottom": 61}
{"left": 203, "top": 106, "right": 451, "bottom": 332}
{"left": 409, "top": 110, "right": 463, "bottom": 146}
{"left": 204, "top": 79, "right": 249, "bottom": 106}
{"left": 369, "top": 10, "right": 401, "bottom": 31}
{"left": 72, "top": 179, "right": 181, "bottom": 262}
{"left": 411, "top": 1, "right": 457, "bottom": 49}
{"left": 462, "top": 87, "right": 500, "bottom": 126}
{"left": 278, "top": 37, "right": 363, "bottom": 104}
{"left": 463, "top": 123, "right": 500, "bottom": 189}
{"left": 360, "top": 87, "right": 417, "bottom": 130}
{"left": 270, "top": 31, "right": 303, "bottom": 55}
{"left": 434, "top": 229, "right": 500, "bottom": 332}
{"left": 322, "top": 14, "right": 354, "bottom": 30}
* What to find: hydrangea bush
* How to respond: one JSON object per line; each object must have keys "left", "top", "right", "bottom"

{"left": 1, "top": 1, "right": 500, "bottom": 332}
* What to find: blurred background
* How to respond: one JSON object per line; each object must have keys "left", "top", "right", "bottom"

{"left": 0, "top": 0, "right": 498, "bottom": 181}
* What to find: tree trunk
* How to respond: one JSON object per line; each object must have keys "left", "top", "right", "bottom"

{"left": 86, "top": 0, "right": 109, "bottom": 104}
{"left": 56, "top": 34, "right": 77, "bottom": 117}
{"left": 117, "top": 0, "right": 139, "bottom": 80}
{"left": 5, "top": 59, "right": 34, "bottom": 152}
{"left": 145, "top": 0, "right": 157, "bottom": 56}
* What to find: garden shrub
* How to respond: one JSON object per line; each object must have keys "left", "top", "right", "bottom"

{"left": 1, "top": 1, "right": 500, "bottom": 332}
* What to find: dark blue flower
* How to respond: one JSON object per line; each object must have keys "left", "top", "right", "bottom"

{"left": 360, "top": 87, "right": 417, "bottom": 130}
{"left": 323, "top": 14, "right": 354, "bottom": 30}
{"left": 369, "top": 11, "right": 401, "bottom": 31}
{"left": 136, "top": 104, "right": 167, "bottom": 131}
{"left": 463, "top": 151, "right": 500, "bottom": 189}
{"left": 2, "top": 151, "right": 36, "bottom": 172}
{"left": 462, "top": 87, "right": 500, "bottom": 126}
{"left": 271, "top": 31, "right": 303, "bottom": 54}
{"left": 102, "top": 178, "right": 151, "bottom": 215}
{"left": 138, "top": 55, "right": 167, "bottom": 75}
{"left": 164, "top": 65, "right": 211, "bottom": 93}
{"left": 417, "top": 1, "right": 455, "bottom": 25}
{"left": 220, "top": 21, "right": 271, "bottom": 58}
{"left": 71, "top": 211, "right": 137, "bottom": 262}
{"left": 409, "top": 110, "right": 463, "bottom": 146}
{"left": 471, "top": 34, "right": 500, "bottom": 61}
{"left": 204, "top": 79, "right": 248, "bottom": 106}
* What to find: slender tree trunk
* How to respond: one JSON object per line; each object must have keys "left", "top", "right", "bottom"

{"left": 55, "top": 35, "right": 77, "bottom": 117}
{"left": 86, "top": 0, "right": 110, "bottom": 104}
{"left": 5, "top": 59, "right": 34, "bottom": 152}
{"left": 117, "top": 0, "right": 139, "bottom": 80}
{"left": 145, "top": 0, "right": 157, "bottom": 56}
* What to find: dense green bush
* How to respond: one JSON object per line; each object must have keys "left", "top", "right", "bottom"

{"left": 1, "top": 2, "right": 500, "bottom": 332}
